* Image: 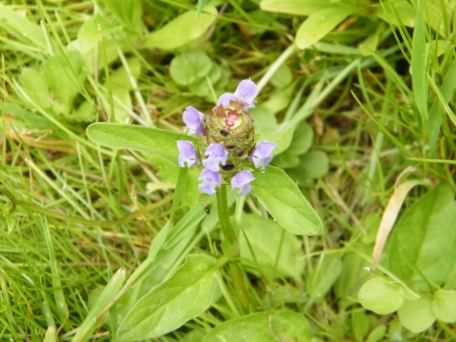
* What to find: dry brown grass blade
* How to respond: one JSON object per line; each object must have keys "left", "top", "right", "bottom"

{"left": 372, "top": 178, "right": 430, "bottom": 265}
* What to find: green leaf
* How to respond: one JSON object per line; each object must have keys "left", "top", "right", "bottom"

{"left": 239, "top": 214, "right": 304, "bottom": 280}
{"left": 432, "top": 289, "right": 456, "bottom": 323}
{"left": 412, "top": 0, "right": 428, "bottom": 120}
{"left": 288, "top": 149, "right": 329, "bottom": 182}
{"left": 0, "top": 4, "right": 47, "bottom": 50}
{"left": 307, "top": 253, "right": 343, "bottom": 301}
{"left": 104, "top": 58, "right": 142, "bottom": 123}
{"left": 170, "top": 51, "right": 213, "bottom": 86}
{"left": 295, "top": 8, "right": 353, "bottom": 49}
{"left": 398, "top": 297, "right": 435, "bottom": 333}
{"left": 145, "top": 6, "right": 217, "bottom": 50}
{"left": 86, "top": 123, "right": 190, "bottom": 182}
{"left": 42, "top": 51, "right": 87, "bottom": 117}
{"left": 358, "top": 277, "right": 404, "bottom": 314}
{"left": 69, "top": 15, "right": 119, "bottom": 73}
{"left": 72, "top": 100, "right": 97, "bottom": 123}
{"left": 99, "top": 0, "right": 144, "bottom": 36}
{"left": 376, "top": 0, "right": 415, "bottom": 27}
{"left": 72, "top": 269, "right": 126, "bottom": 342}
{"left": 260, "top": 0, "right": 363, "bottom": 16}
{"left": 270, "top": 64, "right": 292, "bottom": 88}
{"left": 384, "top": 184, "right": 456, "bottom": 289}
{"left": 18, "top": 68, "right": 50, "bottom": 110}
{"left": 252, "top": 166, "right": 324, "bottom": 235}
{"left": 366, "top": 325, "right": 386, "bottom": 342}
{"left": 202, "top": 310, "right": 312, "bottom": 342}
{"left": 351, "top": 311, "right": 370, "bottom": 342}
{"left": 116, "top": 254, "right": 221, "bottom": 341}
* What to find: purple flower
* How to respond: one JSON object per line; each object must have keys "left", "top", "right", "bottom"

{"left": 203, "top": 143, "right": 228, "bottom": 172}
{"left": 231, "top": 170, "right": 255, "bottom": 196}
{"left": 199, "top": 169, "right": 222, "bottom": 195}
{"left": 183, "top": 106, "right": 205, "bottom": 136}
{"left": 217, "top": 79, "right": 258, "bottom": 109}
{"left": 251, "top": 141, "right": 276, "bottom": 169}
{"left": 177, "top": 140, "right": 198, "bottom": 168}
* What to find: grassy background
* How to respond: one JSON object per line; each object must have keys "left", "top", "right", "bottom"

{"left": 1, "top": 0, "right": 456, "bottom": 340}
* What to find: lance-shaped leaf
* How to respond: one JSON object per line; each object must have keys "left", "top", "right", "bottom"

{"left": 116, "top": 254, "right": 221, "bottom": 341}
{"left": 295, "top": 7, "right": 353, "bottom": 49}
{"left": 252, "top": 166, "right": 323, "bottom": 235}
{"left": 87, "top": 123, "right": 192, "bottom": 182}
{"left": 145, "top": 6, "right": 217, "bottom": 50}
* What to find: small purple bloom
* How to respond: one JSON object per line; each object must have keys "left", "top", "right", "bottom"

{"left": 199, "top": 169, "right": 222, "bottom": 195}
{"left": 234, "top": 79, "right": 257, "bottom": 107}
{"left": 251, "top": 141, "right": 276, "bottom": 169}
{"left": 217, "top": 79, "right": 258, "bottom": 109}
{"left": 217, "top": 93, "right": 238, "bottom": 108}
{"left": 231, "top": 170, "right": 255, "bottom": 196}
{"left": 183, "top": 106, "right": 205, "bottom": 136}
{"left": 177, "top": 140, "right": 198, "bottom": 168}
{"left": 203, "top": 143, "right": 228, "bottom": 172}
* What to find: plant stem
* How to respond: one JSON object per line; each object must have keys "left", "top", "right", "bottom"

{"left": 216, "top": 184, "right": 250, "bottom": 312}
{"left": 216, "top": 184, "right": 236, "bottom": 246}
{"left": 257, "top": 44, "right": 297, "bottom": 94}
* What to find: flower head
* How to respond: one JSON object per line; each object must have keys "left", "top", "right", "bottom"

{"left": 183, "top": 106, "right": 205, "bottom": 136}
{"left": 177, "top": 140, "right": 198, "bottom": 168}
{"left": 251, "top": 141, "right": 276, "bottom": 169}
{"left": 231, "top": 170, "right": 255, "bottom": 196}
{"left": 217, "top": 79, "right": 258, "bottom": 110}
{"left": 203, "top": 143, "right": 228, "bottom": 172}
{"left": 199, "top": 169, "right": 222, "bottom": 195}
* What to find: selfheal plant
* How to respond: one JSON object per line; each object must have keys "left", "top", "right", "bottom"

{"left": 176, "top": 79, "right": 276, "bottom": 196}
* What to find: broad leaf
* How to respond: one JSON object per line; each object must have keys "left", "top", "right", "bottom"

{"left": 202, "top": 310, "right": 312, "bottom": 342}
{"left": 170, "top": 51, "right": 213, "bottom": 86}
{"left": 432, "top": 289, "right": 456, "bottom": 323}
{"left": 116, "top": 254, "right": 221, "bottom": 341}
{"left": 358, "top": 277, "right": 404, "bottom": 315}
{"left": 145, "top": 6, "right": 217, "bottom": 50}
{"left": 295, "top": 8, "right": 353, "bottom": 49}
{"left": 87, "top": 123, "right": 191, "bottom": 182}
{"left": 253, "top": 166, "right": 324, "bottom": 235}
{"left": 398, "top": 297, "right": 435, "bottom": 333}
{"left": 384, "top": 184, "right": 456, "bottom": 289}
{"left": 239, "top": 214, "right": 304, "bottom": 280}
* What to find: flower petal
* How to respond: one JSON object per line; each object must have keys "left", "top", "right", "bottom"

{"left": 217, "top": 93, "right": 237, "bottom": 108}
{"left": 234, "top": 79, "right": 257, "bottom": 108}
{"left": 203, "top": 143, "right": 228, "bottom": 171}
{"left": 251, "top": 141, "right": 276, "bottom": 169}
{"left": 183, "top": 106, "right": 205, "bottom": 135}
{"left": 177, "top": 140, "right": 198, "bottom": 168}
{"left": 199, "top": 168, "right": 222, "bottom": 195}
{"left": 231, "top": 170, "right": 255, "bottom": 195}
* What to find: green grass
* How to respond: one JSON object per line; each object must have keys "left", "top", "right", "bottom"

{"left": 1, "top": 0, "right": 456, "bottom": 341}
